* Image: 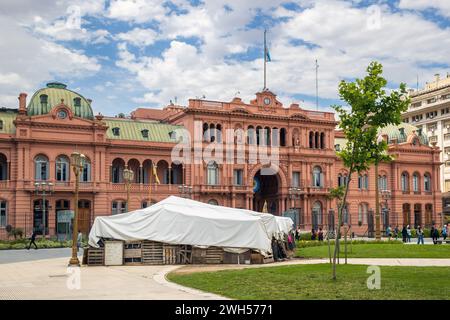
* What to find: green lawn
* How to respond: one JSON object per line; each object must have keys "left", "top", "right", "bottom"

{"left": 168, "top": 264, "right": 450, "bottom": 300}
{"left": 296, "top": 243, "right": 450, "bottom": 259}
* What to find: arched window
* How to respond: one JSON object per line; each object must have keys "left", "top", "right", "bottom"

{"left": 216, "top": 124, "right": 222, "bottom": 143}
{"left": 280, "top": 128, "right": 287, "bottom": 147}
{"left": 112, "top": 200, "right": 127, "bottom": 215}
{"left": 264, "top": 127, "right": 271, "bottom": 146}
{"left": 0, "top": 200, "right": 7, "bottom": 227}
{"left": 73, "top": 97, "right": 81, "bottom": 116}
{"left": 338, "top": 173, "right": 347, "bottom": 187}
{"left": 402, "top": 203, "right": 411, "bottom": 226}
{"left": 111, "top": 158, "right": 125, "bottom": 183}
{"left": 401, "top": 172, "right": 409, "bottom": 192}
{"left": 0, "top": 120, "right": 3, "bottom": 130}
{"left": 40, "top": 94, "right": 48, "bottom": 110}
{"left": 412, "top": 173, "right": 419, "bottom": 192}
{"left": 343, "top": 204, "right": 350, "bottom": 225}
{"left": 320, "top": 132, "right": 325, "bottom": 149}
{"left": 358, "top": 174, "right": 368, "bottom": 190}
{"left": 312, "top": 201, "right": 323, "bottom": 229}
{"left": 209, "top": 123, "right": 216, "bottom": 142}
{"left": 312, "top": 166, "right": 323, "bottom": 188}
{"left": 424, "top": 173, "right": 431, "bottom": 192}
{"left": 35, "top": 155, "right": 49, "bottom": 181}
{"left": 203, "top": 123, "right": 209, "bottom": 142}
{"left": 81, "top": 157, "right": 91, "bottom": 182}
{"left": 309, "top": 131, "right": 314, "bottom": 148}
{"left": 358, "top": 203, "right": 368, "bottom": 225}
{"left": 206, "top": 161, "right": 219, "bottom": 185}
{"left": 112, "top": 127, "right": 120, "bottom": 136}
{"left": 378, "top": 175, "right": 387, "bottom": 190}
{"left": 256, "top": 126, "right": 262, "bottom": 145}
{"left": 315, "top": 132, "right": 319, "bottom": 149}
{"left": 56, "top": 155, "right": 70, "bottom": 182}
{"left": 247, "top": 126, "right": 255, "bottom": 145}
{"left": 272, "top": 127, "right": 279, "bottom": 146}
{"left": 0, "top": 153, "right": 7, "bottom": 181}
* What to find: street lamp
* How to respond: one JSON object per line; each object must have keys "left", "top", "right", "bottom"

{"left": 123, "top": 167, "right": 134, "bottom": 212}
{"left": 178, "top": 185, "right": 193, "bottom": 199}
{"left": 374, "top": 133, "right": 384, "bottom": 240}
{"left": 69, "top": 152, "right": 86, "bottom": 267}
{"left": 380, "top": 189, "right": 392, "bottom": 230}
{"left": 34, "top": 181, "right": 54, "bottom": 237}
{"left": 288, "top": 187, "right": 302, "bottom": 227}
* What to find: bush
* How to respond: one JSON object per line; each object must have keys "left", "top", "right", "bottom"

{"left": 298, "top": 233, "right": 312, "bottom": 241}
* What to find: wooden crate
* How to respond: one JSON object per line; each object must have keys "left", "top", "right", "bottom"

{"left": 223, "top": 250, "right": 251, "bottom": 264}
{"left": 251, "top": 252, "right": 274, "bottom": 264}
{"left": 163, "top": 244, "right": 179, "bottom": 264}
{"left": 86, "top": 247, "right": 104, "bottom": 266}
{"left": 205, "top": 247, "right": 224, "bottom": 264}
{"left": 142, "top": 240, "right": 163, "bottom": 265}
{"left": 124, "top": 241, "right": 143, "bottom": 265}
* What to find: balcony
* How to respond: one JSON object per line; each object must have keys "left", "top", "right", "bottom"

{"left": 200, "top": 184, "right": 229, "bottom": 193}
{"left": 0, "top": 180, "right": 10, "bottom": 190}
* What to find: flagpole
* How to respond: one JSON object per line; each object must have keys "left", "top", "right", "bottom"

{"left": 315, "top": 59, "right": 319, "bottom": 111}
{"left": 264, "top": 29, "right": 267, "bottom": 90}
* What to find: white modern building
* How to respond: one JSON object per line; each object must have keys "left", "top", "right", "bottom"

{"left": 402, "top": 73, "right": 450, "bottom": 220}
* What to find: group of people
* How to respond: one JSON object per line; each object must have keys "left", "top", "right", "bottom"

{"left": 386, "top": 224, "right": 448, "bottom": 245}
{"left": 271, "top": 230, "right": 297, "bottom": 261}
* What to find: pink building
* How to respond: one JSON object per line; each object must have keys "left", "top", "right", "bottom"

{"left": 0, "top": 83, "right": 443, "bottom": 239}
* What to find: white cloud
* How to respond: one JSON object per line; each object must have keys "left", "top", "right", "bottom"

{"left": 107, "top": 0, "right": 168, "bottom": 23}
{"left": 399, "top": 0, "right": 450, "bottom": 17}
{"left": 116, "top": 28, "right": 158, "bottom": 47}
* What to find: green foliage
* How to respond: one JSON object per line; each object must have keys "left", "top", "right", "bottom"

{"left": 298, "top": 233, "right": 312, "bottom": 241}
{"left": 6, "top": 227, "right": 24, "bottom": 240}
{"left": 0, "top": 238, "right": 72, "bottom": 250}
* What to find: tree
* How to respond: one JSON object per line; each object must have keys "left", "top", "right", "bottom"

{"left": 331, "top": 62, "right": 410, "bottom": 280}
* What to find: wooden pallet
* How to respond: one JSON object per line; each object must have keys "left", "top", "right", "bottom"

{"left": 178, "top": 245, "right": 192, "bottom": 264}
{"left": 124, "top": 241, "right": 143, "bottom": 265}
{"left": 142, "top": 240, "right": 163, "bottom": 265}
{"left": 205, "top": 247, "right": 223, "bottom": 264}
{"left": 87, "top": 247, "right": 104, "bottom": 266}
{"left": 163, "top": 244, "right": 178, "bottom": 265}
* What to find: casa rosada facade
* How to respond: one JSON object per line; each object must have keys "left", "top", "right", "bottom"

{"left": 0, "top": 82, "right": 443, "bottom": 239}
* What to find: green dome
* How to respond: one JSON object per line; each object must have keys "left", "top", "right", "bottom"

{"left": 27, "top": 82, "right": 94, "bottom": 120}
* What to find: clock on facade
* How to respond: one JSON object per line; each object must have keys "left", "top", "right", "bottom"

{"left": 263, "top": 97, "right": 271, "bottom": 105}
{"left": 57, "top": 110, "right": 68, "bottom": 119}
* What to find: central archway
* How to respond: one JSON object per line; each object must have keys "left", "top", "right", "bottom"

{"left": 253, "top": 169, "right": 281, "bottom": 214}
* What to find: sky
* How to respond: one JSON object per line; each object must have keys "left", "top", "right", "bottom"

{"left": 1, "top": 0, "right": 450, "bottom": 116}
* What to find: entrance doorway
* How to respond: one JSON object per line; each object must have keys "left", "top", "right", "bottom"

{"left": 33, "top": 199, "right": 49, "bottom": 235}
{"left": 252, "top": 169, "right": 280, "bottom": 214}
{"left": 78, "top": 200, "right": 91, "bottom": 235}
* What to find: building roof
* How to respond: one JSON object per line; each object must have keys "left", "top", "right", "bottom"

{"left": 0, "top": 109, "right": 17, "bottom": 134}
{"left": 104, "top": 118, "right": 183, "bottom": 142}
{"left": 27, "top": 82, "right": 94, "bottom": 120}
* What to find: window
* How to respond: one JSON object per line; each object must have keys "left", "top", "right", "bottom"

{"left": 233, "top": 169, "right": 243, "bottom": 186}
{"left": 312, "top": 201, "right": 323, "bottom": 228}
{"left": 309, "top": 132, "right": 314, "bottom": 148}
{"left": 0, "top": 120, "right": 3, "bottom": 130}
{"left": 208, "top": 199, "right": 219, "bottom": 205}
{"left": 56, "top": 156, "right": 70, "bottom": 182}
{"left": 358, "top": 203, "right": 368, "bottom": 225}
{"left": 312, "top": 166, "right": 323, "bottom": 188}
{"left": 427, "top": 98, "right": 436, "bottom": 104}
{"left": 40, "top": 94, "right": 48, "bottom": 106}
{"left": 442, "top": 108, "right": 450, "bottom": 115}
{"left": 320, "top": 132, "right": 325, "bottom": 149}
{"left": 169, "top": 131, "right": 177, "bottom": 140}
{"left": 141, "top": 200, "right": 155, "bottom": 208}
{"left": 292, "top": 172, "right": 300, "bottom": 188}
{"left": 338, "top": 173, "right": 347, "bottom": 187}
{"left": 411, "top": 102, "right": 422, "bottom": 108}
{"left": 73, "top": 97, "right": 81, "bottom": 107}
{"left": 335, "top": 144, "right": 341, "bottom": 151}
{"left": 427, "top": 123, "right": 437, "bottom": 131}
{"left": 403, "top": 118, "right": 409, "bottom": 123}
{"left": 0, "top": 201, "right": 6, "bottom": 227}
{"left": 401, "top": 172, "right": 409, "bottom": 192}
{"left": 112, "top": 201, "right": 127, "bottom": 215}
{"left": 35, "top": 155, "right": 49, "bottom": 181}
{"left": 0, "top": 154, "right": 7, "bottom": 181}
{"left": 141, "top": 129, "right": 149, "bottom": 138}
{"left": 378, "top": 175, "right": 387, "bottom": 190}
{"left": 412, "top": 173, "right": 419, "bottom": 192}
{"left": 426, "top": 111, "right": 437, "bottom": 119}
{"left": 343, "top": 204, "right": 350, "bottom": 225}
{"left": 206, "top": 161, "right": 219, "bottom": 185}
{"left": 358, "top": 174, "right": 368, "bottom": 190}
{"left": 247, "top": 126, "right": 255, "bottom": 145}
{"left": 81, "top": 159, "right": 91, "bottom": 182}
{"left": 112, "top": 127, "right": 120, "bottom": 136}
{"left": 424, "top": 174, "right": 431, "bottom": 192}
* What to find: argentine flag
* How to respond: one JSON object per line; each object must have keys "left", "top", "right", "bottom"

{"left": 265, "top": 48, "right": 271, "bottom": 62}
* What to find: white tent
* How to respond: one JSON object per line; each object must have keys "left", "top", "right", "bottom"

{"left": 88, "top": 196, "right": 273, "bottom": 253}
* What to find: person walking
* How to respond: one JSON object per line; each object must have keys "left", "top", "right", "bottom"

{"left": 401, "top": 225, "right": 407, "bottom": 243}
{"left": 417, "top": 226, "right": 424, "bottom": 245}
{"left": 311, "top": 228, "right": 317, "bottom": 241}
{"left": 431, "top": 225, "right": 439, "bottom": 244}
{"left": 27, "top": 230, "right": 38, "bottom": 250}
{"left": 77, "top": 230, "right": 83, "bottom": 252}
{"left": 442, "top": 224, "right": 448, "bottom": 241}
{"left": 394, "top": 225, "right": 399, "bottom": 240}
{"left": 407, "top": 225, "right": 412, "bottom": 242}
{"left": 386, "top": 225, "right": 392, "bottom": 240}
{"left": 318, "top": 228, "right": 324, "bottom": 241}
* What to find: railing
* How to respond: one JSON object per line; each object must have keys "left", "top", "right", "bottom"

{"left": 0, "top": 180, "right": 10, "bottom": 189}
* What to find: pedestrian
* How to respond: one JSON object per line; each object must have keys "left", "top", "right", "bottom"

{"left": 394, "top": 225, "right": 399, "bottom": 240}
{"left": 386, "top": 225, "right": 392, "bottom": 240}
{"left": 442, "top": 224, "right": 448, "bottom": 241}
{"left": 295, "top": 228, "right": 300, "bottom": 241}
{"left": 311, "top": 228, "right": 317, "bottom": 241}
{"left": 318, "top": 227, "right": 324, "bottom": 241}
{"left": 77, "top": 230, "right": 83, "bottom": 252}
{"left": 431, "top": 225, "right": 439, "bottom": 244}
{"left": 407, "top": 225, "right": 412, "bottom": 242}
{"left": 27, "top": 230, "right": 38, "bottom": 250}
{"left": 401, "top": 225, "right": 407, "bottom": 243}
{"left": 417, "top": 226, "right": 424, "bottom": 245}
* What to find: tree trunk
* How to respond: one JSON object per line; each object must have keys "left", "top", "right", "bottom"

{"left": 332, "top": 171, "right": 353, "bottom": 280}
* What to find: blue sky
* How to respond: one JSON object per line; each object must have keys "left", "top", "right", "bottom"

{"left": 1, "top": 0, "right": 450, "bottom": 115}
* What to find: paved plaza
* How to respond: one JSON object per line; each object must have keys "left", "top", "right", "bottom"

{"left": 0, "top": 248, "right": 449, "bottom": 300}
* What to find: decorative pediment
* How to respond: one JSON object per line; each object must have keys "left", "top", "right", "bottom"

{"left": 49, "top": 101, "right": 74, "bottom": 120}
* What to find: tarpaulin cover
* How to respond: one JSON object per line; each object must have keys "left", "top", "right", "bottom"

{"left": 89, "top": 196, "right": 274, "bottom": 252}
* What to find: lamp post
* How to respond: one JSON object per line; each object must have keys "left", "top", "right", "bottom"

{"left": 178, "top": 185, "right": 193, "bottom": 199}
{"left": 34, "top": 182, "right": 54, "bottom": 237}
{"left": 380, "top": 189, "right": 392, "bottom": 230}
{"left": 288, "top": 187, "right": 302, "bottom": 227}
{"left": 123, "top": 167, "right": 134, "bottom": 212}
{"left": 375, "top": 134, "right": 384, "bottom": 240}
{"left": 69, "top": 152, "right": 86, "bottom": 267}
